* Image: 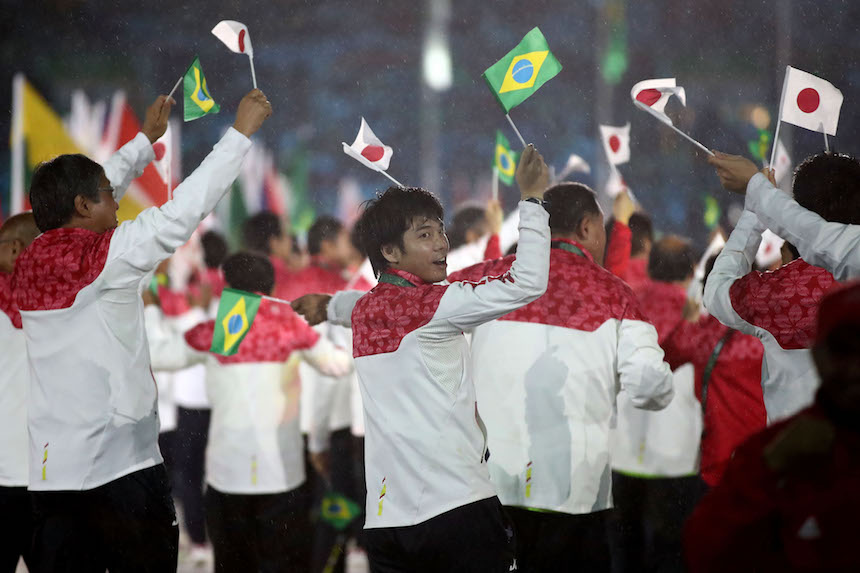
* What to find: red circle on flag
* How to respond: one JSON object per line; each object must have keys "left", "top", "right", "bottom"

{"left": 636, "top": 88, "right": 662, "bottom": 107}
{"left": 797, "top": 88, "right": 820, "bottom": 113}
{"left": 361, "top": 145, "right": 385, "bottom": 162}
{"left": 238, "top": 29, "right": 246, "bottom": 53}
{"left": 609, "top": 135, "right": 621, "bottom": 153}
{"left": 152, "top": 142, "right": 166, "bottom": 161}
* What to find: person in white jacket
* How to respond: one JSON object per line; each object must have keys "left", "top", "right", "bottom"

{"left": 292, "top": 144, "right": 551, "bottom": 572}
{"left": 708, "top": 150, "right": 860, "bottom": 281}
{"left": 448, "top": 182, "right": 674, "bottom": 572}
{"left": 13, "top": 89, "right": 271, "bottom": 572}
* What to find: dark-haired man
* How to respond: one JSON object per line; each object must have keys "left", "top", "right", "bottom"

{"left": 242, "top": 211, "right": 304, "bottom": 300}
{"left": 704, "top": 159, "right": 839, "bottom": 422}
{"left": 179, "top": 251, "right": 350, "bottom": 572}
{"left": 448, "top": 182, "right": 674, "bottom": 572}
{"left": 14, "top": 89, "right": 271, "bottom": 571}
{"left": 293, "top": 145, "right": 551, "bottom": 572}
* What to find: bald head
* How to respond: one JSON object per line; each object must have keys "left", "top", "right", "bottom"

{"left": 0, "top": 212, "right": 40, "bottom": 272}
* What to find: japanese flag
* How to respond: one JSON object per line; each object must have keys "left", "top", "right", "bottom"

{"left": 604, "top": 166, "right": 628, "bottom": 199}
{"left": 342, "top": 118, "right": 394, "bottom": 172}
{"left": 631, "top": 78, "right": 686, "bottom": 126}
{"left": 599, "top": 123, "right": 631, "bottom": 166}
{"left": 212, "top": 21, "right": 254, "bottom": 57}
{"left": 151, "top": 122, "right": 173, "bottom": 185}
{"left": 756, "top": 229, "right": 786, "bottom": 269}
{"left": 778, "top": 66, "right": 842, "bottom": 135}
{"left": 772, "top": 140, "right": 792, "bottom": 183}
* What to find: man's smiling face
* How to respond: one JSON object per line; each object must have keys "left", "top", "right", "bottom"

{"left": 383, "top": 215, "right": 449, "bottom": 283}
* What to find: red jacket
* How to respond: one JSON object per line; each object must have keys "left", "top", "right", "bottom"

{"left": 685, "top": 404, "right": 860, "bottom": 572}
{"left": 605, "top": 221, "right": 649, "bottom": 290}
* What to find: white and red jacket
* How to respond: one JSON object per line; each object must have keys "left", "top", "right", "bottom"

{"left": 0, "top": 272, "right": 28, "bottom": 487}
{"left": 448, "top": 239, "right": 674, "bottom": 514}
{"left": 325, "top": 200, "right": 550, "bottom": 529}
{"left": 704, "top": 210, "right": 836, "bottom": 422}
{"left": 183, "top": 300, "right": 350, "bottom": 495}
{"left": 13, "top": 127, "right": 251, "bottom": 491}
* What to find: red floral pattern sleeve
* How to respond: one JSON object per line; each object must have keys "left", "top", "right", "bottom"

{"left": 0, "top": 272, "right": 22, "bottom": 329}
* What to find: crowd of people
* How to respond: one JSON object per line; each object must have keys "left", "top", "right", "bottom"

{"left": 1, "top": 86, "right": 859, "bottom": 573}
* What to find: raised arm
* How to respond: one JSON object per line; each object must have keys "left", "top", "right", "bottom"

{"left": 105, "top": 90, "right": 271, "bottom": 286}
{"left": 703, "top": 210, "right": 763, "bottom": 335}
{"left": 604, "top": 190, "right": 635, "bottom": 277}
{"left": 745, "top": 173, "right": 860, "bottom": 281}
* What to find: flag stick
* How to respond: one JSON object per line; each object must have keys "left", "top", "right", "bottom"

{"left": 666, "top": 123, "right": 714, "bottom": 157}
{"left": 249, "top": 56, "right": 258, "bottom": 89}
{"left": 261, "top": 294, "right": 291, "bottom": 305}
{"left": 167, "top": 76, "right": 183, "bottom": 101}
{"left": 824, "top": 131, "right": 830, "bottom": 152}
{"left": 492, "top": 167, "right": 499, "bottom": 201}
{"left": 378, "top": 169, "right": 405, "bottom": 189}
{"left": 505, "top": 113, "right": 527, "bottom": 148}
{"left": 769, "top": 120, "right": 782, "bottom": 168}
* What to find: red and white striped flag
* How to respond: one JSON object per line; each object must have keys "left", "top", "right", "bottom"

{"left": 599, "top": 123, "right": 630, "bottom": 166}
{"left": 630, "top": 78, "right": 686, "bottom": 126}
{"left": 777, "top": 66, "right": 842, "bottom": 135}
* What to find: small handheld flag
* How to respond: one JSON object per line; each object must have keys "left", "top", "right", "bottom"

{"left": 630, "top": 78, "right": 713, "bottom": 156}
{"left": 210, "top": 288, "right": 262, "bottom": 356}
{"left": 342, "top": 118, "right": 403, "bottom": 188}
{"left": 777, "top": 66, "right": 842, "bottom": 137}
{"left": 599, "top": 123, "right": 631, "bottom": 166}
{"left": 553, "top": 154, "right": 591, "bottom": 184}
{"left": 212, "top": 20, "right": 257, "bottom": 89}
{"left": 183, "top": 57, "right": 220, "bottom": 122}
{"left": 320, "top": 491, "right": 362, "bottom": 531}
{"left": 493, "top": 130, "right": 519, "bottom": 186}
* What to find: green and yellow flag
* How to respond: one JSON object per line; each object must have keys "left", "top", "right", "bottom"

{"left": 210, "top": 288, "right": 262, "bottom": 356}
{"left": 494, "top": 131, "right": 519, "bottom": 186}
{"left": 320, "top": 492, "right": 362, "bottom": 531}
{"left": 482, "top": 28, "right": 562, "bottom": 113}
{"left": 183, "top": 56, "right": 220, "bottom": 122}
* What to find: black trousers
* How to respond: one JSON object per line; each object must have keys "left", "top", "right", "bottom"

{"left": 607, "top": 472, "right": 705, "bottom": 573}
{"left": 309, "top": 429, "right": 364, "bottom": 573}
{"left": 29, "top": 464, "right": 178, "bottom": 573}
{"left": 175, "top": 407, "right": 210, "bottom": 545}
{"left": 507, "top": 507, "right": 611, "bottom": 572}
{"left": 0, "top": 486, "right": 34, "bottom": 573}
{"left": 205, "top": 484, "right": 311, "bottom": 573}
{"left": 364, "top": 497, "right": 515, "bottom": 573}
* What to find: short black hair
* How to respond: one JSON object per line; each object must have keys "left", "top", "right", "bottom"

{"left": 29, "top": 154, "right": 104, "bottom": 232}
{"left": 628, "top": 213, "right": 654, "bottom": 257}
{"left": 242, "top": 211, "right": 282, "bottom": 255}
{"left": 307, "top": 216, "right": 344, "bottom": 256}
{"left": 354, "top": 186, "right": 444, "bottom": 277}
{"left": 222, "top": 252, "right": 275, "bottom": 295}
{"left": 448, "top": 206, "right": 486, "bottom": 249}
{"left": 201, "top": 230, "right": 229, "bottom": 269}
{"left": 793, "top": 152, "right": 860, "bottom": 225}
{"left": 703, "top": 252, "right": 719, "bottom": 285}
{"left": 544, "top": 182, "right": 601, "bottom": 235}
{"left": 649, "top": 235, "right": 695, "bottom": 283}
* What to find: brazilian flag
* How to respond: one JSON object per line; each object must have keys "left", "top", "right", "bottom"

{"left": 320, "top": 492, "right": 362, "bottom": 531}
{"left": 482, "top": 28, "right": 562, "bottom": 113}
{"left": 210, "top": 288, "right": 262, "bottom": 356}
{"left": 183, "top": 56, "right": 220, "bottom": 122}
{"left": 494, "top": 131, "right": 519, "bottom": 186}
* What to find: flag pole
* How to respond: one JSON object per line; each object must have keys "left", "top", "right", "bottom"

{"left": 249, "top": 56, "right": 258, "bottom": 89}
{"left": 769, "top": 120, "right": 782, "bottom": 168}
{"left": 11, "top": 74, "right": 25, "bottom": 216}
{"left": 666, "top": 124, "right": 714, "bottom": 157}
{"left": 824, "top": 131, "right": 830, "bottom": 153}
{"left": 505, "top": 113, "right": 527, "bottom": 148}
{"left": 378, "top": 169, "right": 405, "bottom": 189}
{"left": 261, "top": 294, "right": 291, "bottom": 306}
{"left": 167, "top": 76, "right": 183, "bottom": 101}
{"left": 491, "top": 167, "right": 499, "bottom": 201}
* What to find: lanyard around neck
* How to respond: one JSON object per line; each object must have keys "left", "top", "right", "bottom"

{"left": 378, "top": 273, "right": 417, "bottom": 288}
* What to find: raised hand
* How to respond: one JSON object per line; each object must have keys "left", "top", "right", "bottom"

{"left": 142, "top": 95, "right": 174, "bottom": 144}
{"left": 707, "top": 151, "right": 761, "bottom": 195}
{"left": 291, "top": 293, "right": 332, "bottom": 326}
{"left": 516, "top": 144, "right": 550, "bottom": 201}
{"left": 613, "top": 189, "right": 636, "bottom": 225}
{"left": 233, "top": 89, "right": 273, "bottom": 138}
{"left": 485, "top": 199, "right": 504, "bottom": 235}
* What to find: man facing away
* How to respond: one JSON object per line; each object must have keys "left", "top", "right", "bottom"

{"left": 292, "top": 145, "right": 551, "bottom": 572}
{"left": 13, "top": 89, "right": 271, "bottom": 572}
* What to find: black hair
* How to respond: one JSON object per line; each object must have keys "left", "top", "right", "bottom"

{"left": 649, "top": 235, "right": 695, "bottom": 283}
{"left": 242, "top": 211, "right": 282, "bottom": 255}
{"left": 628, "top": 212, "right": 654, "bottom": 257}
{"left": 448, "top": 206, "right": 487, "bottom": 249}
{"left": 783, "top": 241, "right": 801, "bottom": 263}
{"left": 544, "top": 182, "right": 601, "bottom": 235}
{"left": 703, "top": 252, "right": 719, "bottom": 285}
{"left": 29, "top": 154, "right": 105, "bottom": 232}
{"left": 353, "top": 186, "right": 444, "bottom": 277}
{"left": 793, "top": 152, "right": 860, "bottom": 225}
{"left": 222, "top": 251, "right": 275, "bottom": 295}
{"left": 307, "top": 215, "right": 344, "bottom": 256}
{"left": 201, "top": 230, "right": 229, "bottom": 269}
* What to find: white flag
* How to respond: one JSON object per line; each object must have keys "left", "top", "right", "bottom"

{"left": 599, "top": 123, "right": 631, "bottom": 166}
{"left": 694, "top": 231, "right": 726, "bottom": 280}
{"left": 604, "top": 166, "right": 628, "bottom": 199}
{"left": 772, "top": 140, "right": 792, "bottom": 183}
{"left": 756, "top": 229, "right": 785, "bottom": 269}
{"left": 777, "top": 66, "right": 842, "bottom": 135}
{"left": 151, "top": 123, "right": 172, "bottom": 185}
{"left": 342, "top": 118, "right": 394, "bottom": 172}
{"left": 630, "top": 78, "right": 686, "bottom": 126}
{"left": 212, "top": 21, "right": 254, "bottom": 56}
